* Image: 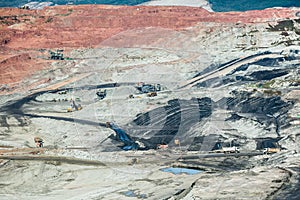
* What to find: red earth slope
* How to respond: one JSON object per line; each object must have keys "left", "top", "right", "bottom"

{"left": 0, "top": 5, "right": 299, "bottom": 88}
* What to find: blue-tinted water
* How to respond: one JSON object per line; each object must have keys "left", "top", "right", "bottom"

{"left": 0, "top": 0, "right": 149, "bottom": 8}
{"left": 123, "top": 190, "right": 147, "bottom": 198}
{"left": 161, "top": 167, "right": 202, "bottom": 175}
{"left": 208, "top": 0, "right": 300, "bottom": 12}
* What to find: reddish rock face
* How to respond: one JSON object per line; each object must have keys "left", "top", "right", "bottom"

{"left": 0, "top": 53, "right": 50, "bottom": 87}
{"left": 0, "top": 5, "right": 299, "bottom": 90}
{"left": 0, "top": 5, "right": 299, "bottom": 50}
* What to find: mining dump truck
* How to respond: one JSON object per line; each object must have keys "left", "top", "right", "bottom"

{"left": 263, "top": 148, "right": 281, "bottom": 154}
{"left": 67, "top": 99, "right": 82, "bottom": 112}
{"left": 49, "top": 49, "right": 64, "bottom": 60}
{"left": 147, "top": 92, "right": 157, "bottom": 97}
{"left": 213, "top": 146, "right": 240, "bottom": 154}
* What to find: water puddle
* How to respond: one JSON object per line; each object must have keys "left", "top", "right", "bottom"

{"left": 160, "top": 167, "right": 202, "bottom": 175}
{"left": 122, "top": 190, "right": 147, "bottom": 199}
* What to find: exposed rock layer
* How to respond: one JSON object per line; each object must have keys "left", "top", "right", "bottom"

{"left": 0, "top": 5, "right": 299, "bottom": 87}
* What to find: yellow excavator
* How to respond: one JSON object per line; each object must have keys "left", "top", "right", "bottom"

{"left": 67, "top": 99, "right": 82, "bottom": 112}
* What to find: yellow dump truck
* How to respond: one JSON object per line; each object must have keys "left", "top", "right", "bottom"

{"left": 67, "top": 100, "right": 82, "bottom": 112}
{"left": 263, "top": 148, "right": 281, "bottom": 154}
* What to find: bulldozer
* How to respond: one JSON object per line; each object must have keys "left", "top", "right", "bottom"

{"left": 67, "top": 99, "right": 82, "bottom": 112}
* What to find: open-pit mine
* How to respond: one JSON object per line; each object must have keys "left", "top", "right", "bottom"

{"left": 0, "top": 4, "right": 300, "bottom": 200}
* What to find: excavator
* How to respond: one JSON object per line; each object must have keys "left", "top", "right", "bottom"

{"left": 136, "top": 82, "right": 161, "bottom": 97}
{"left": 105, "top": 121, "right": 177, "bottom": 151}
{"left": 106, "top": 122, "right": 146, "bottom": 150}
{"left": 96, "top": 89, "right": 107, "bottom": 100}
{"left": 49, "top": 49, "right": 64, "bottom": 60}
{"left": 67, "top": 99, "right": 82, "bottom": 112}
